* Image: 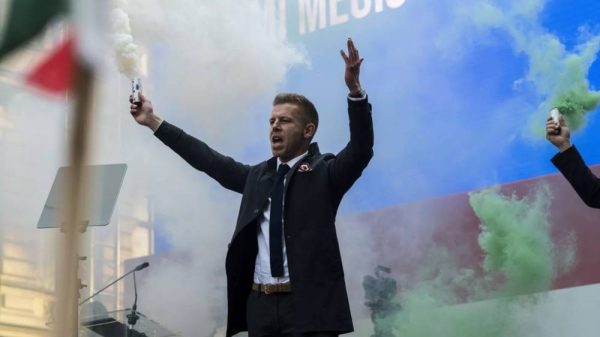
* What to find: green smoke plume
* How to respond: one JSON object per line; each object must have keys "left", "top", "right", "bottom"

{"left": 384, "top": 185, "right": 575, "bottom": 337}
{"left": 443, "top": 0, "right": 600, "bottom": 134}
{"left": 551, "top": 40, "right": 600, "bottom": 130}
{"left": 472, "top": 185, "right": 555, "bottom": 297}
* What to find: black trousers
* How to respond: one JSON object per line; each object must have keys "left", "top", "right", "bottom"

{"left": 246, "top": 290, "right": 339, "bottom": 337}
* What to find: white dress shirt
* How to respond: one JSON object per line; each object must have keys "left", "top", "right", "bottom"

{"left": 253, "top": 151, "right": 308, "bottom": 284}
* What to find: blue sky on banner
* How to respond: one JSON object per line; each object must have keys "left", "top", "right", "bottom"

{"left": 257, "top": 0, "right": 600, "bottom": 213}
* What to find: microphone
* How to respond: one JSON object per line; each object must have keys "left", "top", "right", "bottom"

{"left": 126, "top": 271, "right": 140, "bottom": 336}
{"left": 135, "top": 262, "right": 149, "bottom": 271}
{"left": 79, "top": 262, "right": 150, "bottom": 306}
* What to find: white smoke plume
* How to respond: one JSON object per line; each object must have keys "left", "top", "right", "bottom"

{"left": 111, "top": 4, "right": 140, "bottom": 79}
{"left": 117, "top": 0, "right": 308, "bottom": 139}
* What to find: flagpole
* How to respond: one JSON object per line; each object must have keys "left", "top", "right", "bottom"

{"left": 53, "top": 59, "right": 95, "bottom": 337}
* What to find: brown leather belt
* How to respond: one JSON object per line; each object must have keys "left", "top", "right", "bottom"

{"left": 252, "top": 282, "right": 291, "bottom": 294}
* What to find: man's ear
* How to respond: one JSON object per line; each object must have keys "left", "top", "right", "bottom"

{"left": 304, "top": 123, "right": 316, "bottom": 139}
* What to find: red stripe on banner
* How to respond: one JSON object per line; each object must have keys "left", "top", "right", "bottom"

{"left": 340, "top": 166, "right": 600, "bottom": 317}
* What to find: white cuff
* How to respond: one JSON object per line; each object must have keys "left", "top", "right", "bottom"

{"left": 348, "top": 89, "right": 367, "bottom": 101}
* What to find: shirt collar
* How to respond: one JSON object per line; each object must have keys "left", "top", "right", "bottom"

{"left": 278, "top": 151, "right": 308, "bottom": 170}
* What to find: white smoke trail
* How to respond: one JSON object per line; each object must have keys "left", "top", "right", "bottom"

{"left": 119, "top": 0, "right": 308, "bottom": 139}
{"left": 111, "top": 5, "right": 140, "bottom": 79}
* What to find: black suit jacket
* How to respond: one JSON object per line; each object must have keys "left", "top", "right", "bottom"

{"left": 154, "top": 97, "right": 374, "bottom": 336}
{"left": 551, "top": 145, "right": 600, "bottom": 208}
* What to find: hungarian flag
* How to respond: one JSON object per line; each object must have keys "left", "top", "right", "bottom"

{"left": 0, "top": 0, "right": 107, "bottom": 97}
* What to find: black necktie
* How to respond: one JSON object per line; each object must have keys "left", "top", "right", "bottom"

{"left": 270, "top": 163, "right": 290, "bottom": 277}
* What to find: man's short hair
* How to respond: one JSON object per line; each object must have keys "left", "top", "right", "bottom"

{"left": 273, "top": 93, "right": 319, "bottom": 132}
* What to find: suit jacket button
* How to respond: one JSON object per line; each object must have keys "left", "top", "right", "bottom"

{"left": 227, "top": 243, "right": 231, "bottom": 249}
{"left": 254, "top": 209, "right": 259, "bottom": 214}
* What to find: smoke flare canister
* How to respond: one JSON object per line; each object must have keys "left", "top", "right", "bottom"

{"left": 132, "top": 78, "right": 142, "bottom": 104}
{"left": 550, "top": 108, "right": 560, "bottom": 124}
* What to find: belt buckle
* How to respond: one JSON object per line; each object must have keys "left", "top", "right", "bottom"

{"left": 264, "top": 284, "right": 274, "bottom": 295}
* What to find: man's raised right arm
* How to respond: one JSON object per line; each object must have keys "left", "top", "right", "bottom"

{"left": 130, "top": 93, "right": 249, "bottom": 193}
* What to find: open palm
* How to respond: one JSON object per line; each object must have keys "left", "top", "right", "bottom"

{"left": 340, "top": 38, "right": 364, "bottom": 94}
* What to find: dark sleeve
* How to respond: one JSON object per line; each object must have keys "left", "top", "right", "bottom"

{"left": 327, "top": 97, "right": 374, "bottom": 198}
{"left": 551, "top": 145, "right": 600, "bottom": 208}
{"left": 154, "top": 120, "right": 250, "bottom": 194}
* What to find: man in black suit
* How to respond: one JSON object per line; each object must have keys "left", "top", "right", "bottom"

{"left": 546, "top": 114, "right": 600, "bottom": 208}
{"left": 130, "top": 38, "right": 374, "bottom": 337}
